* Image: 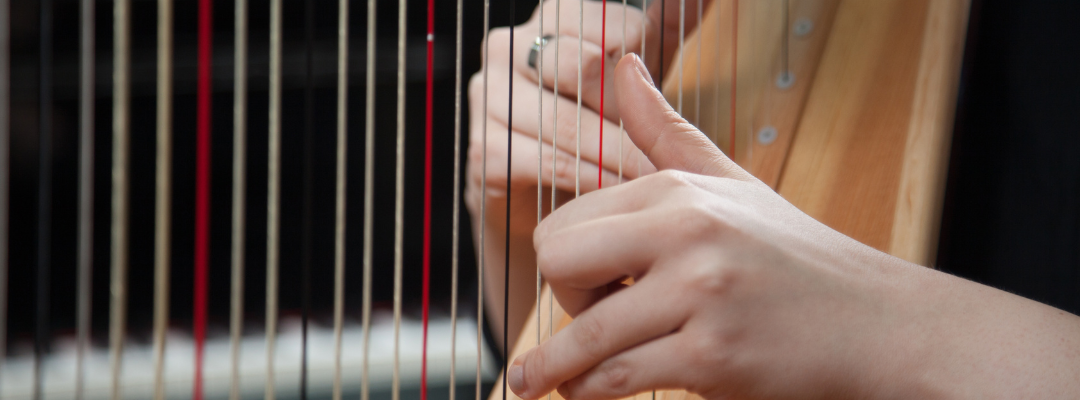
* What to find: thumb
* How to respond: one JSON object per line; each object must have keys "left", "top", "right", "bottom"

{"left": 615, "top": 53, "right": 753, "bottom": 181}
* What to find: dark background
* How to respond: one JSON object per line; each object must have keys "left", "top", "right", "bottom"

{"left": 2, "top": 0, "right": 1078, "bottom": 379}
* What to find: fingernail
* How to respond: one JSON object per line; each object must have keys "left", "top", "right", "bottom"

{"left": 631, "top": 53, "right": 654, "bottom": 86}
{"left": 508, "top": 359, "right": 527, "bottom": 396}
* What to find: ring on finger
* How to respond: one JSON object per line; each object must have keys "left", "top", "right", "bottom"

{"left": 528, "top": 34, "right": 556, "bottom": 70}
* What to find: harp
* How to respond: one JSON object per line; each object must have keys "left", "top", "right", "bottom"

{"left": 0, "top": 0, "right": 968, "bottom": 399}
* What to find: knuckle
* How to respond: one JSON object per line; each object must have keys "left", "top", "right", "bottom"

{"left": 553, "top": 151, "right": 576, "bottom": 184}
{"left": 534, "top": 241, "right": 562, "bottom": 282}
{"left": 595, "top": 359, "right": 633, "bottom": 397}
{"left": 685, "top": 262, "right": 742, "bottom": 299}
{"left": 572, "top": 317, "right": 608, "bottom": 360}
{"left": 651, "top": 169, "right": 691, "bottom": 188}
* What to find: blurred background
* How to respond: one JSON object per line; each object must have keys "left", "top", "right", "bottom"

{"left": 0, "top": 0, "right": 1077, "bottom": 399}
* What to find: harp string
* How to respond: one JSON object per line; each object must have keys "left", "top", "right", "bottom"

{"left": 194, "top": 0, "right": 213, "bottom": 397}
{"left": 536, "top": 0, "right": 544, "bottom": 359}
{"left": 619, "top": 0, "right": 627, "bottom": 184}
{"left": 76, "top": 0, "right": 94, "bottom": 396}
{"left": 423, "top": 0, "right": 436, "bottom": 394}
{"left": 110, "top": 0, "right": 132, "bottom": 397}
{"left": 730, "top": 0, "right": 737, "bottom": 157}
{"left": 549, "top": 2, "right": 561, "bottom": 398}
{"left": 0, "top": 0, "right": 6, "bottom": 387}
{"left": 392, "top": 0, "right": 408, "bottom": 398}
{"left": 361, "top": 0, "right": 377, "bottom": 398}
{"left": 477, "top": 0, "right": 490, "bottom": 399}
{"left": 599, "top": 0, "right": 607, "bottom": 189}
{"left": 696, "top": 0, "right": 702, "bottom": 126}
{"left": 503, "top": 1, "right": 516, "bottom": 400}
{"left": 450, "top": 0, "right": 465, "bottom": 396}
{"left": 153, "top": 0, "right": 174, "bottom": 398}
{"left": 332, "top": 0, "right": 349, "bottom": 398}
{"left": 575, "top": 0, "right": 582, "bottom": 199}
{"left": 229, "top": 0, "right": 248, "bottom": 398}
{"left": 301, "top": 0, "right": 315, "bottom": 397}
{"left": 266, "top": 0, "right": 283, "bottom": 396}
{"left": 36, "top": 0, "right": 54, "bottom": 396}
{"left": 677, "top": 0, "right": 684, "bottom": 114}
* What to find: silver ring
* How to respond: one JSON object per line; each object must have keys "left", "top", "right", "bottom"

{"left": 528, "top": 35, "right": 555, "bottom": 70}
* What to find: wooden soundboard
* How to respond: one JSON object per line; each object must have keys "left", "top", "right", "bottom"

{"left": 492, "top": 0, "right": 970, "bottom": 399}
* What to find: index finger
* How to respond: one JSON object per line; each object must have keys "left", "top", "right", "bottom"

{"left": 508, "top": 276, "right": 689, "bottom": 400}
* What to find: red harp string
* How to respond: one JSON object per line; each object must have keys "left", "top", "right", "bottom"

{"left": 194, "top": 0, "right": 212, "bottom": 398}
{"left": 422, "top": 0, "right": 435, "bottom": 396}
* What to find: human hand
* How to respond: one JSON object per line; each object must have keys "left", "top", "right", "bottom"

{"left": 510, "top": 54, "right": 1080, "bottom": 400}
{"left": 465, "top": 0, "right": 713, "bottom": 234}
{"left": 465, "top": 0, "right": 711, "bottom": 352}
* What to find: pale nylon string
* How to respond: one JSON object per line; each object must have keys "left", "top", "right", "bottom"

{"left": 110, "top": 0, "right": 132, "bottom": 398}
{"left": 450, "top": 0, "right": 464, "bottom": 396}
{"left": 361, "top": 0, "right": 377, "bottom": 398}
{"left": 677, "top": 0, "right": 685, "bottom": 114}
{"left": 576, "top": 0, "right": 583, "bottom": 199}
{"left": 229, "top": 0, "right": 248, "bottom": 399}
{"left": 713, "top": 0, "right": 721, "bottom": 144}
{"left": 0, "top": 0, "right": 8, "bottom": 385}
{"left": 477, "top": 1, "right": 490, "bottom": 400}
{"left": 332, "top": 0, "right": 349, "bottom": 398}
{"left": 75, "top": 0, "right": 94, "bottom": 396}
{"left": 152, "top": 0, "right": 173, "bottom": 398}
{"left": 619, "top": 0, "right": 627, "bottom": 184}
{"left": 536, "top": 0, "right": 545, "bottom": 355}
{"left": 392, "top": 0, "right": 409, "bottom": 398}
{"left": 696, "top": 0, "right": 702, "bottom": 126}
{"left": 266, "top": 0, "right": 283, "bottom": 397}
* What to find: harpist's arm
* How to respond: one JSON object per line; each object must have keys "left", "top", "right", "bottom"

{"left": 506, "top": 54, "right": 1080, "bottom": 400}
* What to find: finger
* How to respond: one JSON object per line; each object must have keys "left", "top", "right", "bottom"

{"left": 534, "top": 168, "right": 690, "bottom": 245}
{"left": 533, "top": 0, "right": 647, "bottom": 55}
{"left": 615, "top": 53, "right": 754, "bottom": 180}
{"left": 473, "top": 117, "right": 620, "bottom": 197}
{"left": 508, "top": 277, "right": 690, "bottom": 400}
{"left": 538, "top": 207, "right": 691, "bottom": 316}
{"left": 558, "top": 332, "right": 696, "bottom": 400}
{"left": 518, "top": 34, "right": 621, "bottom": 122}
{"left": 484, "top": 65, "right": 658, "bottom": 180}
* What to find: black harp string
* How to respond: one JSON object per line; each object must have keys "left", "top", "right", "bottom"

{"left": 152, "top": 0, "right": 173, "bottom": 398}
{"left": 0, "top": 0, "right": 7, "bottom": 384}
{"left": 35, "top": 0, "right": 54, "bottom": 397}
{"left": 450, "top": 0, "right": 464, "bottom": 396}
{"left": 504, "top": 4, "right": 516, "bottom": 400}
{"left": 477, "top": 0, "right": 490, "bottom": 399}
{"left": 332, "top": 0, "right": 349, "bottom": 398}
{"left": 301, "top": 0, "right": 315, "bottom": 397}
{"left": 75, "top": 0, "right": 95, "bottom": 397}
{"left": 229, "top": 0, "right": 248, "bottom": 398}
